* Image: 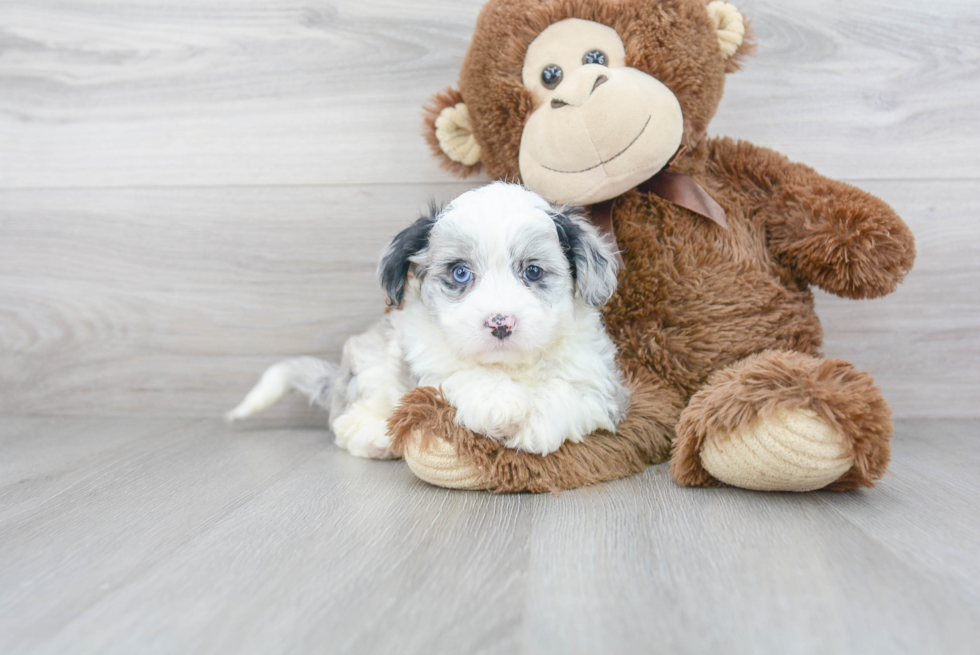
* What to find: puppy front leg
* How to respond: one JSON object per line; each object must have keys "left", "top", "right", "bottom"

{"left": 330, "top": 318, "right": 408, "bottom": 460}
{"left": 441, "top": 369, "right": 531, "bottom": 441}
{"left": 512, "top": 380, "right": 619, "bottom": 456}
{"left": 331, "top": 401, "right": 399, "bottom": 460}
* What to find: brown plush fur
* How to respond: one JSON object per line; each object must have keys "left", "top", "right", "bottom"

{"left": 412, "top": 0, "right": 915, "bottom": 492}
{"left": 389, "top": 373, "right": 681, "bottom": 493}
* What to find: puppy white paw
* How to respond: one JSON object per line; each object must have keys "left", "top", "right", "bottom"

{"left": 444, "top": 375, "right": 531, "bottom": 439}
{"left": 508, "top": 411, "right": 567, "bottom": 456}
{"left": 331, "top": 409, "right": 395, "bottom": 460}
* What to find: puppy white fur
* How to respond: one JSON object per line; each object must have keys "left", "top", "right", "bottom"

{"left": 228, "top": 182, "right": 630, "bottom": 458}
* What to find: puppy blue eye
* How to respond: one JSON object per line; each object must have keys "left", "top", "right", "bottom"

{"left": 523, "top": 265, "right": 543, "bottom": 282}
{"left": 583, "top": 50, "right": 606, "bottom": 66}
{"left": 452, "top": 265, "right": 473, "bottom": 284}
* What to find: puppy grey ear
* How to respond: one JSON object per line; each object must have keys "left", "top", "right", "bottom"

{"left": 378, "top": 203, "right": 440, "bottom": 307}
{"left": 551, "top": 209, "right": 620, "bottom": 306}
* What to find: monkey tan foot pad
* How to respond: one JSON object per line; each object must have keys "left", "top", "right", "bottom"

{"left": 402, "top": 430, "right": 489, "bottom": 490}
{"left": 699, "top": 408, "right": 854, "bottom": 492}
{"left": 388, "top": 377, "right": 681, "bottom": 493}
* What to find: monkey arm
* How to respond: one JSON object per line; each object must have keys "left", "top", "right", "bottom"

{"left": 707, "top": 137, "right": 916, "bottom": 299}
{"left": 388, "top": 371, "right": 680, "bottom": 493}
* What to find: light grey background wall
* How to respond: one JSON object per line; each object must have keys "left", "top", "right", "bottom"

{"left": 1, "top": 0, "right": 977, "bottom": 418}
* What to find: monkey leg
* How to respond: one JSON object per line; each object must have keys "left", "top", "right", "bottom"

{"left": 671, "top": 350, "right": 892, "bottom": 491}
{"left": 388, "top": 372, "right": 683, "bottom": 493}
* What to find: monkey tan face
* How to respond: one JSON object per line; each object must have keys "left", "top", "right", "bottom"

{"left": 518, "top": 19, "right": 684, "bottom": 205}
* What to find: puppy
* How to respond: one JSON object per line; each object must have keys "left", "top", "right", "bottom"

{"left": 228, "top": 182, "right": 630, "bottom": 458}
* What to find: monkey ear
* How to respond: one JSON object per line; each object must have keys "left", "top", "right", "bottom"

{"left": 706, "top": 1, "right": 755, "bottom": 71}
{"left": 422, "top": 88, "right": 482, "bottom": 177}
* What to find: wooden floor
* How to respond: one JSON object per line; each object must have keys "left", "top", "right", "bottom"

{"left": 2, "top": 1, "right": 978, "bottom": 653}
{"left": 1, "top": 417, "right": 977, "bottom": 655}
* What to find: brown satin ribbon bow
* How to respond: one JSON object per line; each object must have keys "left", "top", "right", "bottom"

{"left": 589, "top": 167, "right": 728, "bottom": 268}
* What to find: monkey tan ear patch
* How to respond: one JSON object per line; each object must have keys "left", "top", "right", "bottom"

{"left": 706, "top": 1, "right": 745, "bottom": 59}
{"left": 423, "top": 88, "right": 482, "bottom": 177}
{"left": 435, "top": 103, "right": 482, "bottom": 166}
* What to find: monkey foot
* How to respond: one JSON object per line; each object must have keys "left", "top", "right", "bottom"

{"left": 671, "top": 350, "right": 893, "bottom": 491}
{"left": 699, "top": 408, "right": 854, "bottom": 492}
{"left": 402, "top": 430, "right": 489, "bottom": 490}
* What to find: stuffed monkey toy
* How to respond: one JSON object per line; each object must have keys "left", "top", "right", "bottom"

{"left": 387, "top": 0, "right": 915, "bottom": 493}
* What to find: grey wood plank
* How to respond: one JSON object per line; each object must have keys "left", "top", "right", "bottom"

{"left": 0, "top": 416, "right": 191, "bottom": 487}
{"left": 709, "top": 0, "right": 980, "bottom": 181}
{"left": 0, "top": 415, "right": 102, "bottom": 440}
{"left": 1, "top": 0, "right": 977, "bottom": 188}
{"left": 521, "top": 450, "right": 979, "bottom": 653}
{"left": 1, "top": 179, "right": 976, "bottom": 418}
{"left": 819, "top": 419, "right": 980, "bottom": 607}
{"left": 1, "top": 420, "right": 531, "bottom": 655}
{"left": 0, "top": 418, "right": 200, "bottom": 524}
{"left": 0, "top": 419, "right": 329, "bottom": 652}
{"left": 0, "top": 0, "right": 486, "bottom": 189}
{"left": 1, "top": 418, "right": 977, "bottom": 654}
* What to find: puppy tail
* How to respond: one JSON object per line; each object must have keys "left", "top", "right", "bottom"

{"left": 226, "top": 357, "right": 338, "bottom": 422}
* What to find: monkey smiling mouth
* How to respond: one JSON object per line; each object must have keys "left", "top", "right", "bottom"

{"left": 540, "top": 115, "right": 652, "bottom": 174}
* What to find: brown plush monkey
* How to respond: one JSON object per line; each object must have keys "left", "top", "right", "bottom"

{"left": 388, "top": 0, "right": 915, "bottom": 493}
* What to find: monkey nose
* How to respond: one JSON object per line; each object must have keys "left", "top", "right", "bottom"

{"left": 485, "top": 314, "right": 516, "bottom": 339}
{"left": 551, "top": 72, "right": 609, "bottom": 109}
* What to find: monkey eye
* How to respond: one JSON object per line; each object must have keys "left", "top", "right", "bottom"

{"left": 583, "top": 50, "right": 606, "bottom": 66}
{"left": 541, "top": 65, "right": 563, "bottom": 89}
{"left": 523, "top": 265, "right": 544, "bottom": 283}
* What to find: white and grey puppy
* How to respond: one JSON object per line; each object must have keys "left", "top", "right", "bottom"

{"left": 228, "top": 182, "right": 630, "bottom": 458}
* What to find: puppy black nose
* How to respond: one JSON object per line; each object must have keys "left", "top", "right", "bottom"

{"left": 485, "top": 314, "right": 516, "bottom": 339}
